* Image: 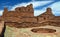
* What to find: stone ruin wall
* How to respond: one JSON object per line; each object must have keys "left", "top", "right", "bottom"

{"left": 0, "top": 4, "right": 60, "bottom": 37}
{"left": 2, "top": 4, "right": 37, "bottom": 23}
{"left": 3, "top": 4, "right": 34, "bottom": 17}
{"left": 0, "top": 4, "right": 60, "bottom": 28}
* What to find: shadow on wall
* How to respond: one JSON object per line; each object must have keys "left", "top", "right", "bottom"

{"left": 0, "top": 24, "right": 6, "bottom": 37}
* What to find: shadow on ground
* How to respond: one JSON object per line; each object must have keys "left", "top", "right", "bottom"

{"left": 0, "top": 24, "right": 6, "bottom": 37}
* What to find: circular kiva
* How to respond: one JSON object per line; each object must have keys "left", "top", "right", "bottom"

{"left": 31, "top": 28, "right": 56, "bottom": 33}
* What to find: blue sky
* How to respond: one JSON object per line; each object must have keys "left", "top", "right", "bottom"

{"left": 0, "top": 0, "right": 60, "bottom": 16}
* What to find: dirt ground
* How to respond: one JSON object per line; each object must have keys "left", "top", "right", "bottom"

{"left": 4, "top": 25, "right": 60, "bottom": 37}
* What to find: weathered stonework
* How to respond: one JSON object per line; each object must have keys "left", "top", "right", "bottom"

{"left": 0, "top": 4, "right": 60, "bottom": 37}
{"left": 1, "top": 5, "right": 60, "bottom": 28}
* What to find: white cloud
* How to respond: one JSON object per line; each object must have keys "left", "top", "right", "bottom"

{"left": 10, "top": 1, "right": 53, "bottom": 16}
{"left": 34, "top": 1, "right": 60, "bottom": 16}
{"left": 0, "top": 1, "right": 53, "bottom": 16}
{"left": 50, "top": 1, "right": 60, "bottom": 11}
{"left": 11, "top": 1, "right": 52, "bottom": 10}
{"left": 0, "top": 10, "right": 3, "bottom": 16}
{"left": 34, "top": 10, "right": 46, "bottom": 16}
{"left": 1, "top": 1, "right": 60, "bottom": 16}
{"left": 49, "top": 1, "right": 60, "bottom": 16}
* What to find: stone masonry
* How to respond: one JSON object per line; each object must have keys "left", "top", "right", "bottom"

{"left": 0, "top": 4, "right": 60, "bottom": 28}
{"left": 0, "top": 4, "right": 60, "bottom": 37}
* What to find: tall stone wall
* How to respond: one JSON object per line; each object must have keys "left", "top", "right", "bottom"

{"left": 37, "top": 8, "right": 55, "bottom": 23}
{"left": 2, "top": 4, "right": 35, "bottom": 24}
{"left": 22, "top": 17, "right": 37, "bottom": 23}
{"left": 0, "top": 4, "right": 60, "bottom": 37}
{"left": 1, "top": 4, "right": 60, "bottom": 28}
{"left": 15, "top": 4, "right": 34, "bottom": 13}
{"left": 3, "top": 4, "right": 34, "bottom": 18}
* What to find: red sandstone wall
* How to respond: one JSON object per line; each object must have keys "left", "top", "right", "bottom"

{"left": 2, "top": 4, "right": 34, "bottom": 18}
{"left": 4, "top": 17, "right": 23, "bottom": 23}
{"left": 22, "top": 17, "right": 37, "bottom": 23}
{"left": 4, "top": 17, "right": 37, "bottom": 23}
{"left": 2, "top": 4, "right": 60, "bottom": 25}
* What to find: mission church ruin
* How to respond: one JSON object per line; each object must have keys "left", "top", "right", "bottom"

{"left": 0, "top": 4, "right": 60, "bottom": 36}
